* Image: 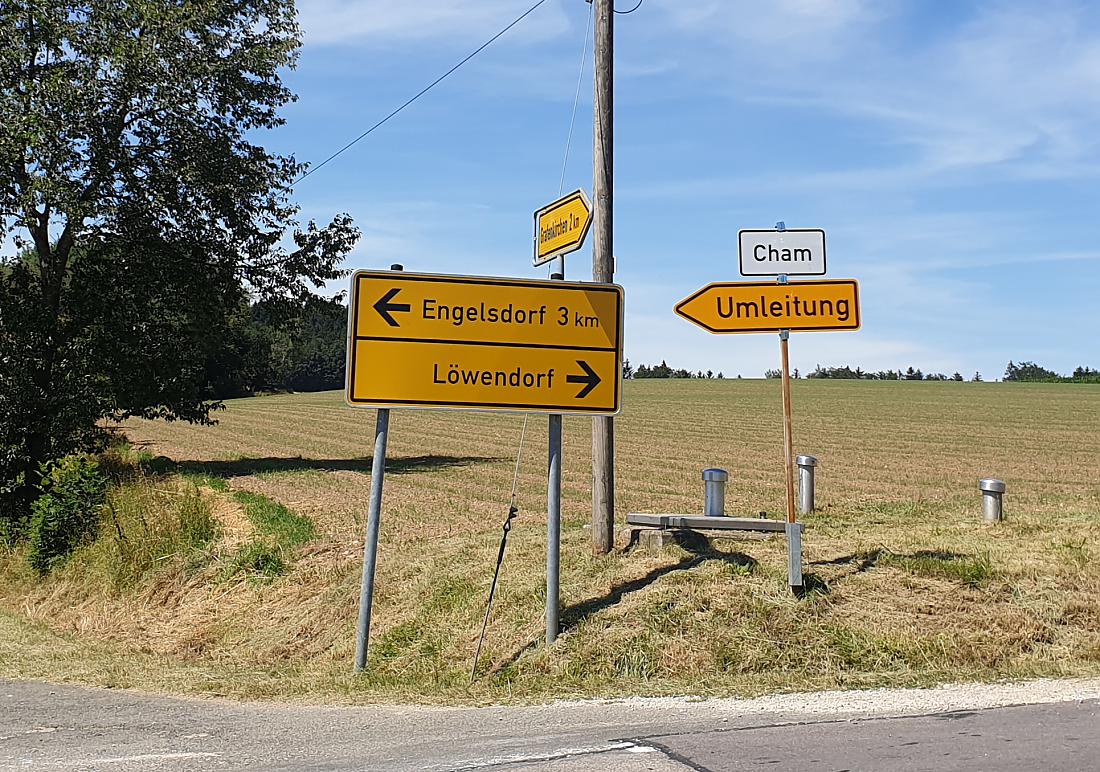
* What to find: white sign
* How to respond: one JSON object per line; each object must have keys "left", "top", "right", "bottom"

{"left": 739, "top": 228, "right": 826, "bottom": 277}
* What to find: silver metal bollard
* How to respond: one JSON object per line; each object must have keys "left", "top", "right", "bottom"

{"left": 979, "top": 479, "right": 1006, "bottom": 522}
{"left": 786, "top": 521, "right": 803, "bottom": 589}
{"left": 702, "top": 468, "right": 728, "bottom": 516}
{"left": 796, "top": 455, "right": 817, "bottom": 515}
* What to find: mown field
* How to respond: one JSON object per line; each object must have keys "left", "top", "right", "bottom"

{"left": 2, "top": 379, "right": 1099, "bottom": 704}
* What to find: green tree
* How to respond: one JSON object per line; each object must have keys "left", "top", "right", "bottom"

{"left": 1004, "top": 361, "right": 1060, "bottom": 382}
{"left": 1072, "top": 366, "right": 1100, "bottom": 383}
{"left": 0, "top": 1, "right": 359, "bottom": 530}
{"left": 269, "top": 295, "right": 349, "bottom": 392}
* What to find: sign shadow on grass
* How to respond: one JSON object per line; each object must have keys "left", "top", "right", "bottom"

{"left": 145, "top": 454, "right": 505, "bottom": 479}
{"left": 809, "top": 548, "right": 978, "bottom": 587}
{"left": 487, "top": 543, "right": 758, "bottom": 677}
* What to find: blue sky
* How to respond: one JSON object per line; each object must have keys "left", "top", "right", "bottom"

{"left": 277, "top": 0, "right": 1100, "bottom": 379}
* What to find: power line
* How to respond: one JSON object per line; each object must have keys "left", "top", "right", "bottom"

{"left": 558, "top": 0, "right": 594, "bottom": 198}
{"left": 549, "top": 2, "right": 592, "bottom": 278}
{"left": 614, "top": 0, "right": 644, "bottom": 14}
{"left": 292, "top": 0, "right": 553, "bottom": 186}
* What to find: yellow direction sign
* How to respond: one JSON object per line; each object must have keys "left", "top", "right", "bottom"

{"left": 533, "top": 189, "right": 593, "bottom": 266}
{"left": 675, "top": 279, "right": 861, "bottom": 334}
{"left": 347, "top": 270, "right": 623, "bottom": 415}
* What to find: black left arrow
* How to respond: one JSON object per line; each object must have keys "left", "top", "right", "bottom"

{"left": 566, "top": 360, "right": 601, "bottom": 399}
{"left": 373, "top": 287, "right": 411, "bottom": 327}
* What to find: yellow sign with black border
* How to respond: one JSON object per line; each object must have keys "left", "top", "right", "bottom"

{"left": 347, "top": 270, "right": 623, "bottom": 415}
{"left": 675, "top": 279, "right": 861, "bottom": 334}
{"left": 533, "top": 189, "right": 593, "bottom": 266}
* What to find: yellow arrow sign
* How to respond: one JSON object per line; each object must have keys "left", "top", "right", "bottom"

{"left": 347, "top": 271, "right": 623, "bottom": 415}
{"left": 533, "top": 189, "right": 593, "bottom": 266}
{"left": 675, "top": 279, "right": 861, "bottom": 334}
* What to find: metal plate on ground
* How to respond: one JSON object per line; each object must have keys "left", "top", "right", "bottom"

{"left": 626, "top": 513, "right": 797, "bottom": 532}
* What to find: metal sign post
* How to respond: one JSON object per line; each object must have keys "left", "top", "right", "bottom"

{"left": 547, "top": 268, "right": 565, "bottom": 645}
{"left": 354, "top": 406, "right": 389, "bottom": 672}
{"left": 352, "top": 264, "right": 403, "bottom": 673}
{"left": 345, "top": 266, "right": 625, "bottom": 668}
{"left": 532, "top": 188, "right": 597, "bottom": 645}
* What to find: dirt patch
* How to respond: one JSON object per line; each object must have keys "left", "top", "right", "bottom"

{"left": 205, "top": 487, "right": 254, "bottom": 547}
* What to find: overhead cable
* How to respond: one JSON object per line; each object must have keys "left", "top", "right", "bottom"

{"left": 557, "top": 0, "right": 595, "bottom": 199}
{"left": 293, "top": 0, "right": 553, "bottom": 185}
{"left": 614, "top": 0, "right": 644, "bottom": 14}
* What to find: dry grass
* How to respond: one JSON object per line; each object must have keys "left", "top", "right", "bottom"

{"left": 1, "top": 379, "right": 1099, "bottom": 704}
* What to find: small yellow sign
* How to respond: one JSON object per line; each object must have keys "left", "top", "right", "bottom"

{"left": 534, "top": 189, "right": 593, "bottom": 266}
{"left": 675, "top": 279, "right": 861, "bottom": 334}
{"left": 347, "top": 271, "right": 623, "bottom": 415}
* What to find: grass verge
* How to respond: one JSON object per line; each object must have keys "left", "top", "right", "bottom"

{"left": 1, "top": 382, "right": 1099, "bottom": 704}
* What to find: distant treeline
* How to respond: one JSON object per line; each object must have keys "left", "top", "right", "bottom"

{"left": 795, "top": 366, "right": 969, "bottom": 381}
{"left": 209, "top": 296, "right": 347, "bottom": 399}
{"left": 779, "top": 361, "right": 1099, "bottom": 383}
{"left": 621, "top": 359, "right": 1100, "bottom": 383}
{"left": 1004, "top": 362, "right": 1100, "bottom": 383}
{"left": 624, "top": 360, "right": 725, "bottom": 380}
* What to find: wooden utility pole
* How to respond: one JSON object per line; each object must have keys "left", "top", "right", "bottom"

{"left": 591, "top": 0, "right": 615, "bottom": 554}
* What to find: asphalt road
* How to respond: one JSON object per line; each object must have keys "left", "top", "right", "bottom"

{"left": 3, "top": 679, "right": 1099, "bottom": 771}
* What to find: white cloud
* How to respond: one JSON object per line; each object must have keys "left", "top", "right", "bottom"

{"left": 297, "top": 0, "right": 570, "bottom": 46}
{"left": 654, "top": 0, "right": 883, "bottom": 62}
{"left": 645, "top": 1, "right": 1100, "bottom": 181}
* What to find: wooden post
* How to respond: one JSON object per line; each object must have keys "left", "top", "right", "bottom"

{"left": 591, "top": 0, "right": 615, "bottom": 554}
{"left": 780, "top": 331, "right": 796, "bottom": 524}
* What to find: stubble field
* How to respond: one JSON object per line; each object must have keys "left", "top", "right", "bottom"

{"left": 2, "top": 379, "right": 1099, "bottom": 703}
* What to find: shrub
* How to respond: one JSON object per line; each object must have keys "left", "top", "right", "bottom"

{"left": 0, "top": 474, "right": 27, "bottom": 546}
{"left": 27, "top": 456, "right": 107, "bottom": 573}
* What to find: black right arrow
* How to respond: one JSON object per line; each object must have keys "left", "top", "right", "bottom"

{"left": 566, "top": 360, "right": 601, "bottom": 399}
{"left": 373, "top": 287, "right": 411, "bottom": 327}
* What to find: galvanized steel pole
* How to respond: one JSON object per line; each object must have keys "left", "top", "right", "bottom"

{"left": 353, "top": 263, "right": 402, "bottom": 673}
{"left": 591, "top": 0, "right": 615, "bottom": 554}
{"left": 355, "top": 407, "right": 389, "bottom": 672}
{"left": 547, "top": 271, "right": 564, "bottom": 645}
{"left": 547, "top": 413, "right": 562, "bottom": 644}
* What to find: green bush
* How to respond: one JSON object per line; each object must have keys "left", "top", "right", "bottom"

{"left": 27, "top": 456, "right": 107, "bottom": 573}
{"left": 0, "top": 474, "right": 27, "bottom": 546}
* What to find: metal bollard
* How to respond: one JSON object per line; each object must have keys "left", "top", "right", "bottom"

{"left": 796, "top": 455, "right": 817, "bottom": 515}
{"left": 979, "top": 479, "right": 1006, "bottom": 522}
{"left": 702, "top": 468, "right": 728, "bottom": 516}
